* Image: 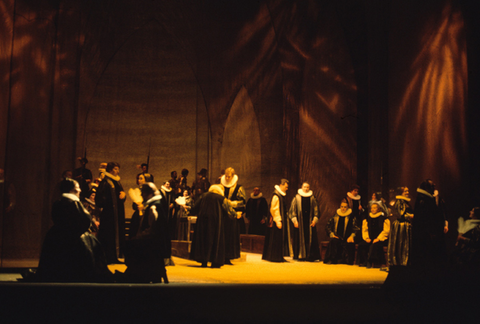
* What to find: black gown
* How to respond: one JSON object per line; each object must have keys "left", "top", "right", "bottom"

{"left": 123, "top": 196, "right": 169, "bottom": 283}
{"left": 96, "top": 174, "right": 126, "bottom": 263}
{"left": 189, "top": 192, "right": 237, "bottom": 267}
{"left": 36, "top": 195, "right": 111, "bottom": 282}
{"left": 262, "top": 189, "right": 290, "bottom": 262}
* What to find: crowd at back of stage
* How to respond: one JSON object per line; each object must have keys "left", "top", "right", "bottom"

{"left": 32, "top": 157, "right": 480, "bottom": 283}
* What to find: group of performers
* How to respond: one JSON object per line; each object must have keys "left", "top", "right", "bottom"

{"left": 32, "top": 155, "right": 480, "bottom": 282}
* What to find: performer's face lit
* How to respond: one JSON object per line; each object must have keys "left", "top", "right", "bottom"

{"left": 183, "top": 190, "right": 189, "bottom": 197}
{"left": 111, "top": 166, "right": 120, "bottom": 176}
{"left": 279, "top": 182, "right": 289, "bottom": 192}
{"left": 253, "top": 188, "right": 260, "bottom": 196}
{"left": 71, "top": 182, "right": 81, "bottom": 198}
{"left": 301, "top": 183, "right": 310, "bottom": 193}
{"left": 225, "top": 172, "right": 233, "bottom": 183}
{"left": 340, "top": 202, "right": 348, "bottom": 213}
{"left": 351, "top": 189, "right": 359, "bottom": 196}
{"left": 371, "top": 193, "right": 377, "bottom": 200}
{"left": 165, "top": 182, "right": 171, "bottom": 189}
{"left": 403, "top": 187, "right": 409, "bottom": 197}
{"left": 138, "top": 174, "right": 145, "bottom": 185}
{"left": 371, "top": 204, "right": 379, "bottom": 214}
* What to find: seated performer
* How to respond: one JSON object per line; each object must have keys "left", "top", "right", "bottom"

{"left": 358, "top": 202, "right": 390, "bottom": 268}
{"left": 121, "top": 182, "right": 169, "bottom": 283}
{"left": 324, "top": 200, "right": 358, "bottom": 265}
{"left": 452, "top": 207, "right": 480, "bottom": 271}
{"left": 35, "top": 178, "right": 111, "bottom": 282}
{"left": 189, "top": 184, "right": 239, "bottom": 268}
{"left": 288, "top": 182, "right": 321, "bottom": 261}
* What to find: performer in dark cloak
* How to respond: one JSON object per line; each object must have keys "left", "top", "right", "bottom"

{"left": 388, "top": 186, "right": 414, "bottom": 267}
{"left": 357, "top": 203, "right": 390, "bottom": 268}
{"left": 73, "top": 157, "right": 92, "bottom": 201}
{"left": 96, "top": 162, "right": 126, "bottom": 264}
{"left": 35, "top": 178, "right": 111, "bottom": 282}
{"left": 192, "top": 168, "right": 210, "bottom": 201}
{"left": 262, "top": 179, "right": 291, "bottom": 262}
{"left": 190, "top": 184, "right": 239, "bottom": 268}
{"left": 411, "top": 179, "right": 448, "bottom": 278}
{"left": 245, "top": 187, "right": 268, "bottom": 235}
{"left": 221, "top": 167, "right": 246, "bottom": 264}
{"left": 345, "top": 184, "right": 365, "bottom": 264}
{"left": 128, "top": 173, "right": 153, "bottom": 239}
{"left": 288, "top": 182, "right": 321, "bottom": 261}
{"left": 324, "top": 200, "right": 358, "bottom": 264}
{"left": 160, "top": 181, "right": 176, "bottom": 239}
{"left": 121, "top": 182, "right": 169, "bottom": 283}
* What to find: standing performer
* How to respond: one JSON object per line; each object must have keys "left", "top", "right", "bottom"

{"left": 245, "top": 187, "right": 268, "bottom": 235}
{"left": 324, "top": 200, "right": 358, "bottom": 265}
{"left": 96, "top": 162, "right": 126, "bottom": 264}
{"left": 190, "top": 185, "right": 239, "bottom": 268}
{"left": 388, "top": 186, "right": 414, "bottom": 267}
{"left": 221, "top": 167, "right": 246, "bottom": 264}
{"left": 262, "top": 179, "right": 291, "bottom": 262}
{"left": 288, "top": 182, "right": 321, "bottom": 261}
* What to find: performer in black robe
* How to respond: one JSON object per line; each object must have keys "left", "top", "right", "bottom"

{"left": 36, "top": 178, "right": 111, "bottom": 282}
{"left": 96, "top": 162, "right": 126, "bottom": 264}
{"left": 357, "top": 203, "right": 390, "bottom": 268}
{"left": 262, "top": 179, "right": 291, "bottom": 262}
{"left": 221, "top": 167, "right": 246, "bottom": 263}
{"left": 245, "top": 187, "right": 268, "bottom": 235}
{"left": 388, "top": 187, "right": 414, "bottom": 267}
{"left": 324, "top": 200, "right": 358, "bottom": 264}
{"left": 345, "top": 185, "right": 365, "bottom": 265}
{"left": 128, "top": 173, "right": 153, "bottom": 239}
{"left": 73, "top": 157, "right": 92, "bottom": 201}
{"left": 412, "top": 179, "right": 448, "bottom": 278}
{"left": 160, "top": 181, "right": 176, "bottom": 239}
{"left": 121, "top": 182, "right": 169, "bottom": 283}
{"left": 288, "top": 182, "right": 321, "bottom": 261}
{"left": 190, "top": 184, "right": 238, "bottom": 268}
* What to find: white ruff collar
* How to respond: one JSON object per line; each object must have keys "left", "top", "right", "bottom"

{"left": 396, "top": 195, "right": 411, "bottom": 202}
{"left": 274, "top": 185, "right": 286, "bottom": 196}
{"left": 250, "top": 192, "right": 263, "bottom": 199}
{"left": 337, "top": 208, "right": 352, "bottom": 217}
{"left": 105, "top": 172, "right": 120, "bottom": 182}
{"left": 145, "top": 195, "right": 162, "bottom": 208}
{"left": 221, "top": 174, "right": 238, "bottom": 188}
{"left": 369, "top": 211, "right": 383, "bottom": 218}
{"left": 298, "top": 189, "right": 313, "bottom": 197}
{"left": 85, "top": 198, "right": 95, "bottom": 205}
{"left": 417, "top": 188, "right": 433, "bottom": 198}
{"left": 347, "top": 192, "right": 361, "bottom": 200}
{"left": 62, "top": 193, "right": 80, "bottom": 202}
{"left": 161, "top": 185, "right": 172, "bottom": 193}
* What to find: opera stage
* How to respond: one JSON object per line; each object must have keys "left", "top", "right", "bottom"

{"left": 0, "top": 253, "right": 477, "bottom": 323}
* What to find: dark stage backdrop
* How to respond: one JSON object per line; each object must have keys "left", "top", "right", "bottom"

{"left": 0, "top": 0, "right": 475, "bottom": 267}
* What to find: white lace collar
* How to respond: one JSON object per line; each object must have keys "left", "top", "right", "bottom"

{"left": 104, "top": 172, "right": 120, "bottom": 182}
{"left": 221, "top": 174, "right": 238, "bottom": 188}
{"left": 62, "top": 193, "right": 80, "bottom": 202}
{"left": 417, "top": 188, "right": 433, "bottom": 198}
{"left": 297, "top": 189, "right": 313, "bottom": 197}
{"left": 161, "top": 185, "right": 172, "bottom": 193}
{"left": 337, "top": 208, "right": 352, "bottom": 217}
{"left": 369, "top": 211, "right": 384, "bottom": 218}
{"left": 250, "top": 192, "right": 263, "bottom": 199}
{"left": 274, "top": 185, "right": 286, "bottom": 196}
{"left": 347, "top": 192, "right": 361, "bottom": 200}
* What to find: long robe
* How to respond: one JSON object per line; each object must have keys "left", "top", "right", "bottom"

{"left": 36, "top": 194, "right": 111, "bottom": 282}
{"left": 123, "top": 196, "right": 169, "bottom": 283}
{"left": 189, "top": 192, "right": 237, "bottom": 267}
{"left": 223, "top": 182, "right": 246, "bottom": 259}
{"left": 245, "top": 195, "right": 268, "bottom": 235}
{"left": 289, "top": 193, "right": 321, "bottom": 261}
{"left": 96, "top": 173, "right": 126, "bottom": 263}
{"left": 388, "top": 196, "right": 413, "bottom": 266}
{"left": 262, "top": 187, "right": 291, "bottom": 262}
